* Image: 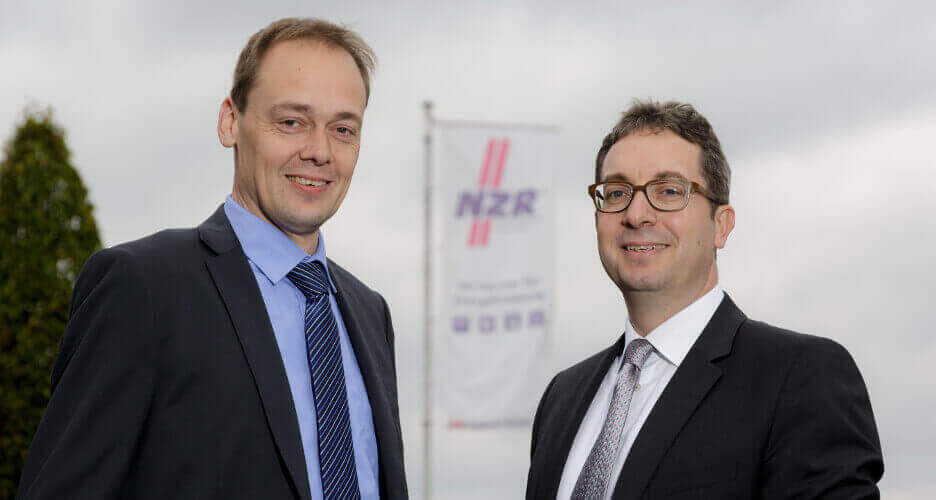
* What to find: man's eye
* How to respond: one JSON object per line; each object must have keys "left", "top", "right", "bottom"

{"left": 660, "top": 186, "right": 686, "bottom": 196}
{"left": 607, "top": 190, "right": 626, "bottom": 199}
{"left": 280, "top": 119, "right": 299, "bottom": 128}
{"left": 335, "top": 126, "right": 356, "bottom": 136}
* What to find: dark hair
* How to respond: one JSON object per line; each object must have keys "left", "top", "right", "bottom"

{"left": 230, "top": 17, "right": 376, "bottom": 112}
{"left": 595, "top": 99, "right": 730, "bottom": 209}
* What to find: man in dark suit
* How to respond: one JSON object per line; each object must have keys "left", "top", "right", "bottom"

{"left": 526, "top": 100, "right": 882, "bottom": 499}
{"left": 18, "top": 18, "right": 407, "bottom": 499}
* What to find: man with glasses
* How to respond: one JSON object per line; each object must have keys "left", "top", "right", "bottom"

{"left": 526, "top": 100, "right": 882, "bottom": 499}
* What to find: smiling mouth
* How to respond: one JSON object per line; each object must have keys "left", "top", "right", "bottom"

{"left": 622, "top": 244, "right": 669, "bottom": 253}
{"left": 286, "top": 175, "right": 328, "bottom": 187}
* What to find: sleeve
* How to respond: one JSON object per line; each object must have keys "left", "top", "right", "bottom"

{"left": 379, "top": 292, "right": 408, "bottom": 498}
{"left": 760, "top": 337, "right": 884, "bottom": 499}
{"left": 379, "top": 292, "right": 401, "bottom": 415}
{"left": 379, "top": 294, "right": 396, "bottom": 372}
{"left": 17, "top": 248, "right": 160, "bottom": 500}
{"left": 529, "top": 374, "right": 558, "bottom": 460}
{"left": 525, "top": 374, "right": 559, "bottom": 500}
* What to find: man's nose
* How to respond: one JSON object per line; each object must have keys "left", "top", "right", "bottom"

{"left": 623, "top": 190, "right": 657, "bottom": 227}
{"left": 299, "top": 128, "right": 332, "bottom": 166}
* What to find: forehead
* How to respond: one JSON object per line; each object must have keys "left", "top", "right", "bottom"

{"left": 601, "top": 128, "right": 703, "bottom": 182}
{"left": 250, "top": 39, "right": 366, "bottom": 114}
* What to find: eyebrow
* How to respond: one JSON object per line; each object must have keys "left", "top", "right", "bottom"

{"left": 332, "top": 111, "right": 363, "bottom": 125}
{"left": 268, "top": 102, "right": 362, "bottom": 125}
{"left": 602, "top": 170, "right": 690, "bottom": 182}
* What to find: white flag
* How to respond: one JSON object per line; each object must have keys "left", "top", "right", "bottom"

{"left": 433, "top": 122, "right": 555, "bottom": 428}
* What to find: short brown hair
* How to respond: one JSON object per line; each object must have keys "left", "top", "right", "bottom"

{"left": 595, "top": 99, "right": 730, "bottom": 209}
{"left": 230, "top": 18, "right": 376, "bottom": 112}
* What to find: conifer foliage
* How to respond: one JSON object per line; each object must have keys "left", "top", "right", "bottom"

{"left": 0, "top": 109, "right": 101, "bottom": 497}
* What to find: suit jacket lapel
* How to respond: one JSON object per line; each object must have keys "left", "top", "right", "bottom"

{"left": 198, "top": 206, "right": 312, "bottom": 500}
{"left": 538, "top": 335, "right": 628, "bottom": 499}
{"left": 328, "top": 263, "right": 402, "bottom": 499}
{"left": 612, "top": 295, "right": 746, "bottom": 499}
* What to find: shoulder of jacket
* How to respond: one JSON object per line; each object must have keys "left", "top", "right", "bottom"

{"left": 736, "top": 318, "right": 852, "bottom": 363}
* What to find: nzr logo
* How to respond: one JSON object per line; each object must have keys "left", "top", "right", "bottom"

{"left": 455, "top": 137, "right": 539, "bottom": 247}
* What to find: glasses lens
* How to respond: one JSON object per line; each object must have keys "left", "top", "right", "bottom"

{"left": 597, "top": 183, "right": 633, "bottom": 211}
{"left": 648, "top": 180, "right": 689, "bottom": 210}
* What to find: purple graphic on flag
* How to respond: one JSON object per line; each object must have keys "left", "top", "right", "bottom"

{"left": 453, "top": 316, "right": 470, "bottom": 333}
{"left": 505, "top": 312, "right": 522, "bottom": 332}
{"left": 479, "top": 315, "right": 495, "bottom": 334}
{"left": 529, "top": 310, "right": 547, "bottom": 327}
{"left": 455, "top": 190, "right": 538, "bottom": 218}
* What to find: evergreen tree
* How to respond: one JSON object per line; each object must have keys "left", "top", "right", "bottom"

{"left": 0, "top": 109, "right": 102, "bottom": 498}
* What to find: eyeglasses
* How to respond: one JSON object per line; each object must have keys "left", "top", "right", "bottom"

{"left": 588, "top": 178, "right": 724, "bottom": 213}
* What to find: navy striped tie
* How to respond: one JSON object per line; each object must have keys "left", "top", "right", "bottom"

{"left": 287, "top": 260, "right": 361, "bottom": 500}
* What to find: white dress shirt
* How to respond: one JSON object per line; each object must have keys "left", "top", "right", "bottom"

{"left": 556, "top": 286, "right": 725, "bottom": 500}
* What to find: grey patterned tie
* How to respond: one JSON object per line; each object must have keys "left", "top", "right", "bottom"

{"left": 572, "top": 338, "right": 654, "bottom": 499}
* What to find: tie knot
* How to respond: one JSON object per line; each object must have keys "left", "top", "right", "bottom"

{"left": 623, "top": 338, "right": 653, "bottom": 370}
{"left": 286, "top": 260, "right": 330, "bottom": 299}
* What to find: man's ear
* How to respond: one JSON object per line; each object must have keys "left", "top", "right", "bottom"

{"left": 714, "top": 204, "right": 735, "bottom": 249}
{"left": 218, "top": 97, "right": 238, "bottom": 148}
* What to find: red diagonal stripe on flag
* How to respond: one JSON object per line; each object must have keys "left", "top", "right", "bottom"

{"left": 492, "top": 138, "right": 510, "bottom": 187}
{"left": 478, "top": 139, "right": 497, "bottom": 187}
{"left": 467, "top": 220, "right": 478, "bottom": 246}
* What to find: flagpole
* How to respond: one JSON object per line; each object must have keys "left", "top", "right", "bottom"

{"left": 422, "top": 100, "right": 435, "bottom": 500}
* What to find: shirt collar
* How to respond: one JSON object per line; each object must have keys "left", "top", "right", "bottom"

{"left": 223, "top": 195, "right": 337, "bottom": 292}
{"left": 623, "top": 285, "right": 725, "bottom": 367}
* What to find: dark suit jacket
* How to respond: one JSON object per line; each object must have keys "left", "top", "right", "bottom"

{"left": 18, "top": 207, "right": 408, "bottom": 499}
{"left": 527, "top": 295, "right": 882, "bottom": 499}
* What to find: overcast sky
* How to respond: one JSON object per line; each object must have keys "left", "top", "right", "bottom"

{"left": 3, "top": 1, "right": 935, "bottom": 498}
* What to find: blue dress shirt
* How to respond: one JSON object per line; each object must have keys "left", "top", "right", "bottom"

{"left": 224, "top": 196, "right": 380, "bottom": 499}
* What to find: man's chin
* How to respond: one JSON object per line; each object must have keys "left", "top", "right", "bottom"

{"left": 268, "top": 212, "right": 328, "bottom": 239}
{"left": 614, "top": 275, "right": 667, "bottom": 294}
{"left": 283, "top": 219, "right": 326, "bottom": 235}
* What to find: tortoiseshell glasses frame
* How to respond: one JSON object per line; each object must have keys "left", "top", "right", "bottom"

{"left": 587, "top": 178, "right": 726, "bottom": 213}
